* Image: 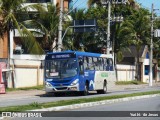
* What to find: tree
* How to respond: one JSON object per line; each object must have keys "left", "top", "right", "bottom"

{"left": 63, "top": 9, "right": 87, "bottom": 51}
{"left": 0, "top": 0, "right": 45, "bottom": 54}
{"left": 87, "top": 0, "right": 102, "bottom": 7}
{"left": 151, "top": 16, "right": 160, "bottom": 67}
{"left": 119, "top": 8, "right": 150, "bottom": 81}
{"left": 24, "top": 3, "right": 59, "bottom": 51}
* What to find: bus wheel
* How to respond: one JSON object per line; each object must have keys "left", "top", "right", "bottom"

{"left": 103, "top": 81, "right": 107, "bottom": 94}
{"left": 82, "top": 83, "right": 89, "bottom": 96}
{"left": 97, "top": 81, "right": 107, "bottom": 94}
{"left": 45, "top": 92, "right": 53, "bottom": 97}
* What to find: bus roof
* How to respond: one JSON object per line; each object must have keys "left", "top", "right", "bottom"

{"left": 46, "top": 50, "right": 113, "bottom": 58}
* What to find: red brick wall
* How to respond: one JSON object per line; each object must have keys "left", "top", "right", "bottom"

{"left": 0, "top": 32, "right": 8, "bottom": 58}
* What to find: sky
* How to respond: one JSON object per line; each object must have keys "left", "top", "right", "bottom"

{"left": 71, "top": 0, "right": 160, "bottom": 15}
{"left": 69, "top": 0, "right": 87, "bottom": 10}
{"left": 136, "top": 0, "right": 160, "bottom": 15}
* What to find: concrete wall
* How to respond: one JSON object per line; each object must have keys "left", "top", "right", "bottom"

{"left": 7, "top": 55, "right": 45, "bottom": 88}
{"left": 117, "top": 58, "right": 159, "bottom": 83}
{"left": 6, "top": 54, "right": 159, "bottom": 88}
{"left": 116, "top": 64, "right": 136, "bottom": 81}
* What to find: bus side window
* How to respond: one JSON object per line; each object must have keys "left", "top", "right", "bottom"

{"left": 78, "top": 58, "right": 84, "bottom": 74}
{"left": 88, "top": 57, "right": 94, "bottom": 70}
{"left": 106, "top": 58, "right": 113, "bottom": 71}
{"left": 109, "top": 59, "right": 113, "bottom": 71}
{"left": 104, "top": 58, "right": 108, "bottom": 71}
{"left": 84, "top": 57, "right": 89, "bottom": 70}
{"left": 99, "top": 58, "right": 104, "bottom": 71}
{"left": 93, "top": 57, "right": 99, "bottom": 70}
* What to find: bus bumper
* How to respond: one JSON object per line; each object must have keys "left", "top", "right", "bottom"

{"left": 45, "top": 85, "right": 79, "bottom": 93}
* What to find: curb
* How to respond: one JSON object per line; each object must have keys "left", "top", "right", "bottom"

{"left": 30, "top": 94, "right": 160, "bottom": 111}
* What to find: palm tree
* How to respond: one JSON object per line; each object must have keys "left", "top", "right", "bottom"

{"left": 0, "top": 0, "right": 45, "bottom": 55}
{"left": 119, "top": 8, "right": 150, "bottom": 81}
{"left": 23, "top": 3, "right": 59, "bottom": 51}
{"left": 87, "top": 0, "right": 102, "bottom": 7}
{"left": 63, "top": 9, "right": 87, "bottom": 51}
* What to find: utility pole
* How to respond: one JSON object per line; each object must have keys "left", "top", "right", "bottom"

{"left": 58, "top": 0, "right": 63, "bottom": 52}
{"left": 106, "top": 0, "right": 111, "bottom": 55}
{"left": 149, "top": 3, "right": 154, "bottom": 86}
{"left": 102, "top": 0, "right": 125, "bottom": 55}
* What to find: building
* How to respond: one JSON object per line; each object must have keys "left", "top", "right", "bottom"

{"left": 0, "top": 0, "right": 70, "bottom": 88}
{"left": 117, "top": 45, "right": 159, "bottom": 83}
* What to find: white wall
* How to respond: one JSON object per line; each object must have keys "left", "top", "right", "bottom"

{"left": 116, "top": 64, "right": 135, "bottom": 81}
{"left": 7, "top": 55, "right": 45, "bottom": 88}
{"left": 7, "top": 55, "right": 157, "bottom": 88}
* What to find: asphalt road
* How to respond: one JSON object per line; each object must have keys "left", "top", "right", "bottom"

{"left": 8, "top": 94, "right": 160, "bottom": 120}
{"left": 1, "top": 86, "right": 160, "bottom": 107}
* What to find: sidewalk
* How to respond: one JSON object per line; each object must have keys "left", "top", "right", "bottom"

{"left": 113, "top": 82, "right": 160, "bottom": 91}
{"left": 0, "top": 89, "right": 45, "bottom": 98}
{"left": 1, "top": 82, "right": 160, "bottom": 98}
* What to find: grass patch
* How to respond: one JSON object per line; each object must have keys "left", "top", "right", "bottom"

{"left": 116, "top": 81, "right": 146, "bottom": 85}
{"left": 6, "top": 85, "right": 44, "bottom": 92}
{"left": 0, "top": 90, "right": 160, "bottom": 113}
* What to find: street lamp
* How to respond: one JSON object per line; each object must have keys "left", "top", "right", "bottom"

{"left": 101, "top": 0, "right": 126, "bottom": 55}
{"left": 58, "top": 0, "right": 63, "bottom": 52}
{"left": 149, "top": 4, "right": 159, "bottom": 87}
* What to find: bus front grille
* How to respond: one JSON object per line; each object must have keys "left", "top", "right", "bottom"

{"left": 56, "top": 87, "right": 68, "bottom": 90}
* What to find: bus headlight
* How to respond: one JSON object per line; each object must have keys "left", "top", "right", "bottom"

{"left": 71, "top": 79, "right": 79, "bottom": 86}
{"left": 45, "top": 82, "right": 52, "bottom": 87}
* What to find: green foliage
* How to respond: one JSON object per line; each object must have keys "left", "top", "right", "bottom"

{"left": 0, "top": 0, "right": 46, "bottom": 54}
{"left": 118, "top": 8, "right": 151, "bottom": 80}
{"left": 63, "top": 6, "right": 108, "bottom": 52}
{"left": 6, "top": 85, "right": 44, "bottom": 92}
{"left": 26, "top": 3, "right": 59, "bottom": 51}
{"left": 116, "top": 81, "right": 146, "bottom": 85}
{"left": 29, "top": 102, "right": 40, "bottom": 108}
{"left": 87, "top": 0, "right": 102, "bottom": 7}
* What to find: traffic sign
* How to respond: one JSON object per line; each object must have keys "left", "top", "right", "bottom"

{"left": 73, "top": 19, "right": 97, "bottom": 32}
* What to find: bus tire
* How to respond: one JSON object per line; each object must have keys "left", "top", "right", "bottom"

{"left": 45, "top": 92, "right": 53, "bottom": 97}
{"left": 81, "top": 83, "right": 89, "bottom": 96}
{"left": 54, "top": 93, "right": 60, "bottom": 97}
{"left": 97, "top": 81, "right": 107, "bottom": 94}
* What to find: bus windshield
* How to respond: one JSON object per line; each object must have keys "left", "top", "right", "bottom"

{"left": 45, "top": 59, "right": 78, "bottom": 79}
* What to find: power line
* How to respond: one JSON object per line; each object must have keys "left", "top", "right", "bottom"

{"left": 69, "top": 0, "right": 79, "bottom": 9}
{"left": 65, "top": 0, "right": 86, "bottom": 15}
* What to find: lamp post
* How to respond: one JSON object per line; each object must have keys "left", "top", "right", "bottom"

{"left": 149, "top": 4, "right": 154, "bottom": 86}
{"left": 149, "top": 4, "right": 160, "bottom": 86}
{"left": 106, "top": 0, "right": 111, "bottom": 55}
{"left": 58, "top": 0, "right": 63, "bottom": 52}
{"left": 101, "top": 0, "right": 126, "bottom": 55}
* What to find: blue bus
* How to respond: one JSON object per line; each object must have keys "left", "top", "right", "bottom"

{"left": 44, "top": 51, "right": 116, "bottom": 96}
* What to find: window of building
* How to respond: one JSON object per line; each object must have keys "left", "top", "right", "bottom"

{"left": 146, "top": 52, "right": 149, "bottom": 59}
{"left": 145, "top": 65, "right": 149, "bottom": 75}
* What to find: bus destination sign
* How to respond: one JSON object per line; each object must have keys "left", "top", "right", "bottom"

{"left": 46, "top": 53, "right": 76, "bottom": 60}
{"left": 52, "top": 54, "right": 71, "bottom": 59}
